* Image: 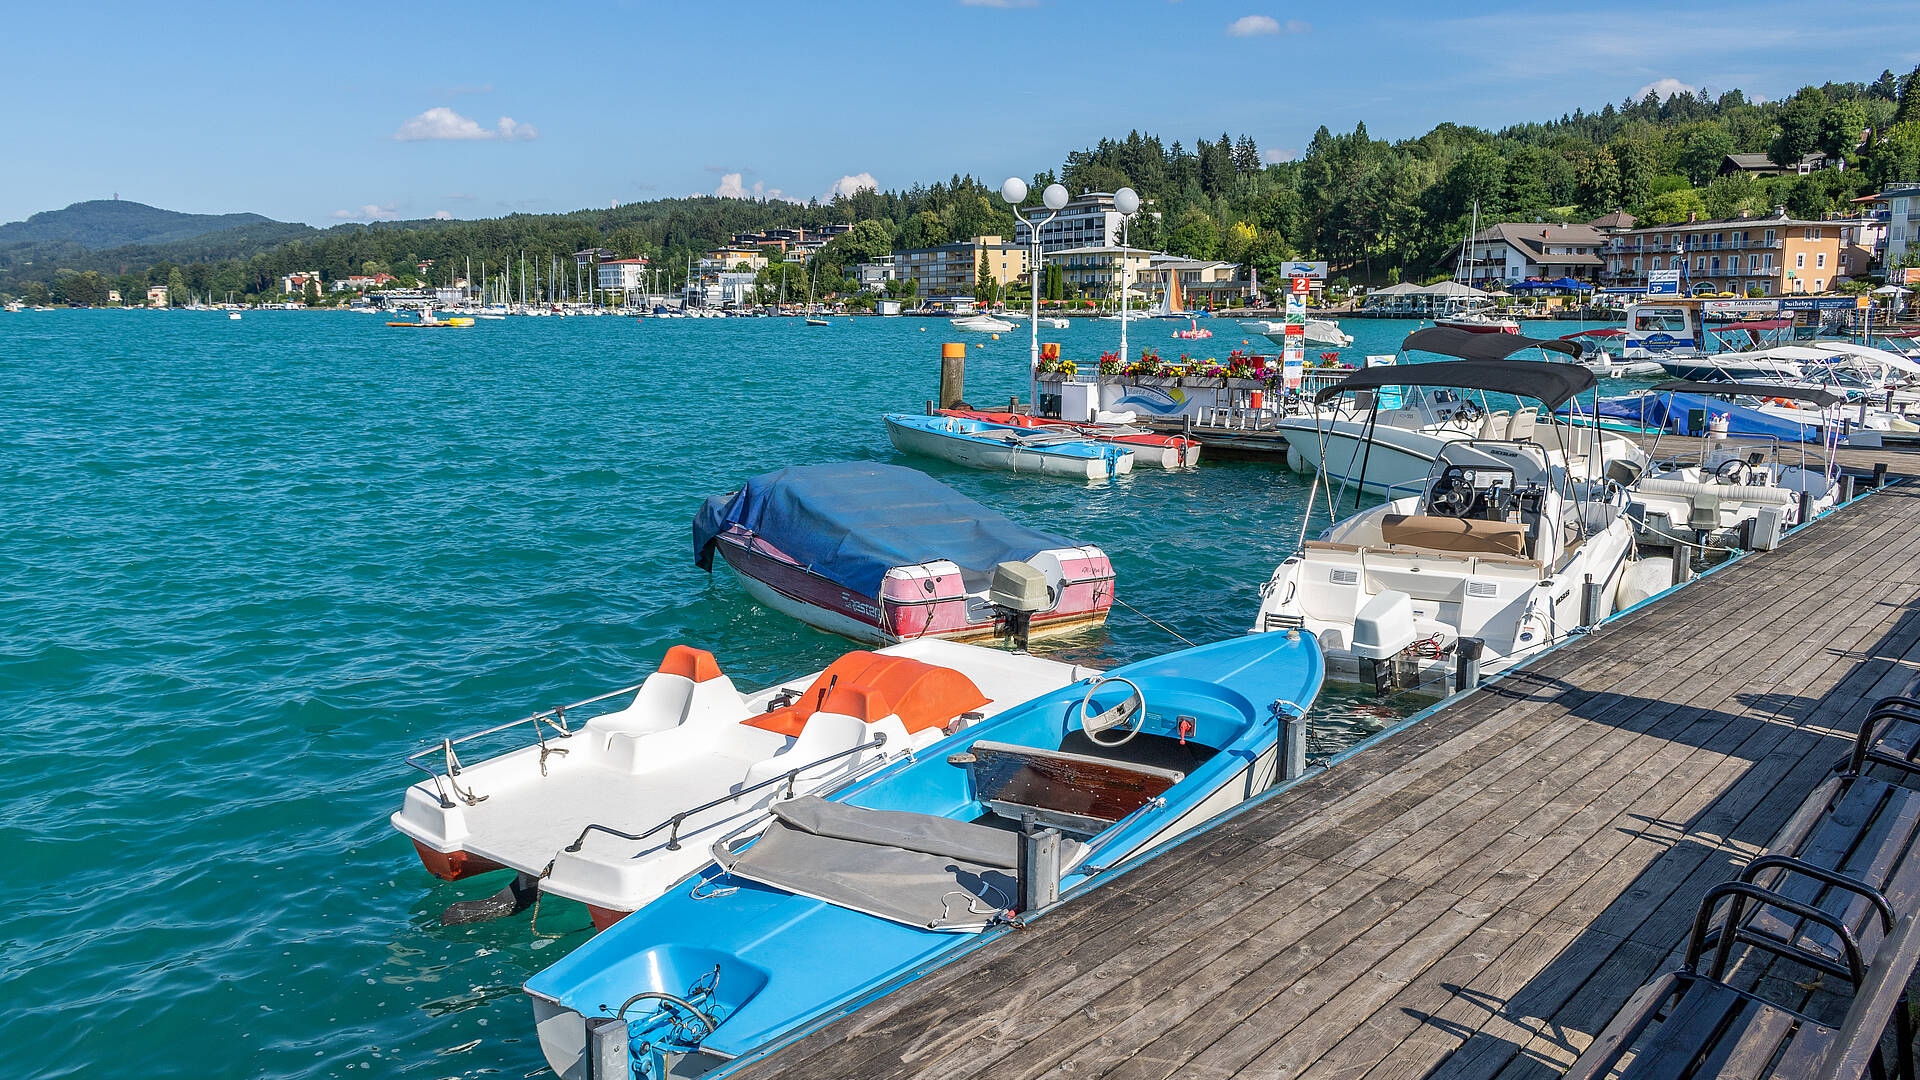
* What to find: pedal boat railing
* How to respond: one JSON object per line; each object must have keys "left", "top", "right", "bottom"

{"left": 402, "top": 680, "right": 651, "bottom": 809}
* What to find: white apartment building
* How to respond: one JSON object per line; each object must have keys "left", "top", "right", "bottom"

{"left": 596, "top": 258, "right": 650, "bottom": 293}
{"left": 1018, "top": 191, "right": 1126, "bottom": 254}
{"left": 1882, "top": 183, "right": 1920, "bottom": 270}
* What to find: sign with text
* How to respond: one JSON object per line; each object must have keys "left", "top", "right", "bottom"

{"left": 1905, "top": 268, "right": 1920, "bottom": 285}
{"left": 1282, "top": 261, "right": 1328, "bottom": 280}
{"left": 1703, "top": 299, "right": 1780, "bottom": 315}
{"left": 1290, "top": 276, "right": 1312, "bottom": 295}
{"left": 1646, "top": 270, "right": 1682, "bottom": 297}
{"left": 1282, "top": 352, "right": 1304, "bottom": 389}
{"left": 1366, "top": 354, "right": 1400, "bottom": 409}
{"left": 1779, "top": 296, "right": 1858, "bottom": 311}
{"left": 1284, "top": 292, "right": 1306, "bottom": 318}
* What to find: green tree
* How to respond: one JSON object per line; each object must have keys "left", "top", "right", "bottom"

{"left": 303, "top": 280, "right": 321, "bottom": 306}
{"left": 975, "top": 257, "right": 997, "bottom": 304}
{"left": 1770, "top": 87, "right": 1828, "bottom": 167}
{"left": 1165, "top": 205, "right": 1221, "bottom": 258}
{"left": 1637, "top": 187, "right": 1705, "bottom": 226}
{"left": 166, "top": 266, "right": 187, "bottom": 304}
{"left": 1897, "top": 65, "right": 1920, "bottom": 126}
{"left": 1818, "top": 99, "right": 1869, "bottom": 162}
{"left": 1044, "top": 263, "right": 1064, "bottom": 302}
{"left": 1675, "top": 123, "right": 1736, "bottom": 186}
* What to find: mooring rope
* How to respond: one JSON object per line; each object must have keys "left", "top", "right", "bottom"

{"left": 1110, "top": 596, "right": 1197, "bottom": 647}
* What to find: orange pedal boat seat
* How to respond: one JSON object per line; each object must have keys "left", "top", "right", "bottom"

{"left": 657, "top": 644, "right": 723, "bottom": 682}
{"left": 742, "top": 652, "right": 989, "bottom": 738}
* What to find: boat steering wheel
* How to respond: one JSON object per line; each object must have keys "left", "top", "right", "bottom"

{"left": 1714, "top": 458, "right": 1755, "bottom": 486}
{"left": 1079, "top": 676, "right": 1146, "bottom": 747}
{"left": 1429, "top": 466, "right": 1476, "bottom": 518}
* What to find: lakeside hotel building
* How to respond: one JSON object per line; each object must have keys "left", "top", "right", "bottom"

{"left": 1599, "top": 208, "right": 1874, "bottom": 296}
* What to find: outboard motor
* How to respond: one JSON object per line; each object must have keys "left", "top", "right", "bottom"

{"left": 988, "top": 561, "right": 1050, "bottom": 651}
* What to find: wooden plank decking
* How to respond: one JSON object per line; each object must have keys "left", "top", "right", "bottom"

{"left": 732, "top": 482, "right": 1920, "bottom": 1080}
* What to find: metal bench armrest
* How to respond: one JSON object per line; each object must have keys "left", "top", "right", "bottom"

{"left": 1687, "top": 880, "right": 1868, "bottom": 987}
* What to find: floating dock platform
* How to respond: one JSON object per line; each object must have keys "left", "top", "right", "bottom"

{"left": 730, "top": 480, "right": 1920, "bottom": 1080}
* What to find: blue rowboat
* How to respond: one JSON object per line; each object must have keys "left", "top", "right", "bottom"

{"left": 524, "top": 631, "right": 1324, "bottom": 1080}
{"left": 884, "top": 412, "right": 1133, "bottom": 480}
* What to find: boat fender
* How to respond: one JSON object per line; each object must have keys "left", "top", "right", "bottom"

{"left": 1286, "top": 445, "right": 1308, "bottom": 474}
{"left": 439, "top": 871, "right": 540, "bottom": 925}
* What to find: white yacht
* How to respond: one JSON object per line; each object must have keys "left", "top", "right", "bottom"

{"left": 1243, "top": 318, "right": 1354, "bottom": 348}
{"left": 951, "top": 314, "right": 1016, "bottom": 333}
{"left": 1272, "top": 327, "right": 1649, "bottom": 498}
{"left": 1254, "top": 359, "right": 1641, "bottom": 694}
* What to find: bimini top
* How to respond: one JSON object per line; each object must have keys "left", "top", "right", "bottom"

{"left": 1649, "top": 380, "right": 1845, "bottom": 408}
{"left": 1316, "top": 358, "right": 1599, "bottom": 409}
{"left": 693, "top": 462, "right": 1075, "bottom": 597}
{"left": 1402, "top": 326, "right": 1587, "bottom": 363}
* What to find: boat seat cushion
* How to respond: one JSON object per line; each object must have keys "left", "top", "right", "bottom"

{"left": 741, "top": 652, "right": 987, "bottom": 738}
{"left": 1380, "top": 514, "right": 1529, "bottom": 558}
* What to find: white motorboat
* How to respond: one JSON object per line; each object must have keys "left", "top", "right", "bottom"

{"left": 951, "top": 314, "right": 1015, "bottom": 333}
{"left": 392, "top": 639, "right": 1097, "bottom": 929}
{"left": 1272, "top": 328, "right": 1649, "bottom": 498}
{"left": 1628, "top": 420, "right": 1839, "bottom": 553}
{"left": 1434, "top": 309, "right": 1520, "bottom": 334}
{"left": 1243, "top": 319, "right": 1354, "bottom": 348}
{"left": 884, "top": 413, "right": 1133, "bottom": 480}
{"left": 1254, "top": 358, "right": 1642, "bottom": 694}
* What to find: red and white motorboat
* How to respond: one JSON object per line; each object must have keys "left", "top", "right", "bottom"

{"left": 937, "top": 409, "right": 1202, "bottom": 468}
{"left": 694, "top": 463, "right": 1115, "bottom": 645}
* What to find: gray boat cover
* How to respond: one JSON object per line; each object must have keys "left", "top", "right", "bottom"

{"left": 715, "top": 796, "right": 1085, "bottom": 932}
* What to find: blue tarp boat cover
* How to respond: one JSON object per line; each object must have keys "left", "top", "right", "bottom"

{"left": 1565, "top": 392, "right": 1824, "bottom": 443}
{"left": 693, "top": 462, "right": 1078, "bottom": 597}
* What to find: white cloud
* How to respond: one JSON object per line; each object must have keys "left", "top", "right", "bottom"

{"left": 431, "top": 210, "right": 453, "bottom": 220}
{"left": 1227, "top": 15, "right": 1306, "bottom": 36}
{"left": 959, "top": 0, "right": 1038, "bottom": 7}
{"left": 712, "top": 172, "right": 802, "bottom": 204}
{"left": 392, "top": 107, "right": 538, "bottom": 142}
{"left": 822, "top": 173, "right": 879, "bottom": 202}
{"left": 1634, "top": 77, "right": 1699, "bottom": 101}
{"left": 331, "top": 204, "right": 399, "bottom": 220}
{"left": 1260, "top": 147, "right": 1298, "bottom": 164}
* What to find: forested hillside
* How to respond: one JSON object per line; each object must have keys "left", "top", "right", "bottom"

{"left": 9, "top": 63, "right": 1919, "bottom": 305}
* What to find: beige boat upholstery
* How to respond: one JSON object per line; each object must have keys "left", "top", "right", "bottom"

{"left": 1507, "top": 407, "right": 1539, "bottom": 443}
{"left": 1479, "top": 411, "right": 1511, "bottom": 440}
{"left": 1379, "top": 514, "right": 1530, "bottom": 558}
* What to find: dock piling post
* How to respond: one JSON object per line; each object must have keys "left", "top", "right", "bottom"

{"left": 1280, "top": 710, "right": 1308, "bottom": 782}
{"left": 1454, "top": 637, "right": 1485, "bottom": 694}
{"left": 1798, "top": 490, "right": 1814, "bottom": 527}
{"left": 1672, "top": 544, "right": 1695, "bottom": 586}
{"left": 1580, "top": 574, "right": 1602, "bottom": 628}
{"left": 585, "top": 1016, "right": 629, "bottom": 1079}
{"left": 1016, "top": 813, "right": 1061, "bottom": 913}
{"left": 1874, "top": 462, "right": 1888, "bottom": 489}
{"left": 926, "top": 399, "right": 935, "bottom": 416}
{"left": 939, "top": 342, "right": 966, "bottom": 409}
{"left": 1840, "top": 474, "right": 1857, "bottom": 504}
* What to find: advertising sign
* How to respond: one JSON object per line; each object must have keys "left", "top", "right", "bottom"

{"left": 1703, "top": 299, "right": 1779, "bottom": 315}
{"left": 1778, "top": 296, "right": 1858, "bottom": 311}
{"left": 1365, "top": 354, "right": 1399, "bottom": 409}
{"left": 1905, "top": 268, "right": 1920, "bottom": 285}
{"left": 1284, "top": 292, "right": 1306, "bottom": 318}
{"left": 1290, "top": 276, "right": 1312, "bottom": 295}
{"left": 1647, "top": 270, "right": 1682, "bottom": 297}
{"left": 1282, "top": 353, "right": 1304, "bottom": 389}
{"left": 1281, "top": 261, "right": 1329, "bottom": 280}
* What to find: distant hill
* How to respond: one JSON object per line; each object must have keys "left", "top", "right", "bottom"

{"left": 0, "top": 199, "right": 288, "bottom": 250}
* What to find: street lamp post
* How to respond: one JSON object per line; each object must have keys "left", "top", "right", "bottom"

{"left": 1115, "top": 187, "right": 1140, "bottom": 369}
{"left": 1002, "top": 177, "right": 1069, "bottom": 410}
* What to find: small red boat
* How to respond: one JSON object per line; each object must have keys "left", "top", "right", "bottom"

{"left": 938, "top": 410, "right": 1202, "bottom": 468}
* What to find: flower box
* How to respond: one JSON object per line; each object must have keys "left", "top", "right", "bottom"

{"left": 1226, "top": 377, "right": 1269, "bottom": 390}
{"left": 1182, "top": 377, "right": 1226, "bottom": 389}
{"left": 1131, "top": 375, "right": 1180, "bottom": 387}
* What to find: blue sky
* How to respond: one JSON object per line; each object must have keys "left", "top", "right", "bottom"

{"left": 2, "top": 0, "right": 1914, "bottom": 227}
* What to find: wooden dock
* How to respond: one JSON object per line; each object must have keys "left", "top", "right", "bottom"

{"left": 730, "top": 482, "right": 1920, "bottom": 1080}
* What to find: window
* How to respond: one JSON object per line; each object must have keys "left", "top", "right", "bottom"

{"left": 1765, "top": 229, "right": 1776, "bottom": 243}
{"left": 1816, "top": 253, "right": 1826, "bottom": 268}
{"left": 1749, "top": 254, "right": 1760, "bottom": 269}
{"left": 1815, "top": 279, "right": 1824, "bottom": 290}
{"left": 1804, "top": 228, "right": 1819, "bottom": 240}
{"left": 1711, "top": 257, "right": 1721, "bottom": 271}
{"left": 1795, "top": 253, "right": 1805, "bottom": 268}
{"left": 1696, "top": 256, "right": 1706, "bottom": 272}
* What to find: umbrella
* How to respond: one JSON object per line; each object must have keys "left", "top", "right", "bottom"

{"left": 1508, "top": 280, "right": 1551, "bottom": 292}
{"left": 1550, "top": 277, "right": 1593, "bottom": 291}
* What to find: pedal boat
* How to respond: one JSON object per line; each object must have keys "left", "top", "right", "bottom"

{"left": 524, "top": 631, "right": 1324, "bottom": 1080}
{"left": 392, "top": 639, "right": 1096, "bottom": 929}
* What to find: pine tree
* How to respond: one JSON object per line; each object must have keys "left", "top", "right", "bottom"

{"left": 1897, "top": 64, "right": 1920, "bottom": 126}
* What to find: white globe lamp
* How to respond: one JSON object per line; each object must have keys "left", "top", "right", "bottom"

{"left": 1043, "top": 183, "right": 1070, "bottom": 211}
{"left": 1000, "top": 177, "right": 1028, "bottom": 205}
{"left": 1114, "top": 187, "right": 1140, "bottom": 215}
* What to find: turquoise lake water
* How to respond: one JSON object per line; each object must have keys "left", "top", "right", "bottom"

{"left": 1, "top": 308, "right": 1614, "bottom": 1078}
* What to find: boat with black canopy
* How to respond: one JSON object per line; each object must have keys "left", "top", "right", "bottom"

{"left": 1271, "top": 327, "right": 1648, "bottom": 498}
{"left": 1254, "top": 354, "right": 1644, "bottom": 693}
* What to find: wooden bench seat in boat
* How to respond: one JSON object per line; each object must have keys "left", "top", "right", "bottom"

{"left": 960, "top": 740, "right": 1185, "bottom": 835}
{"left": 1378, "top": 514, "right": 1529, "bottom": 558}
